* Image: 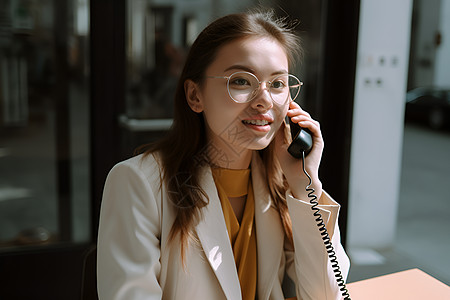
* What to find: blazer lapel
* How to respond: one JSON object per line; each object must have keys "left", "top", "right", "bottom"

{"left": 252, "top": 153, "right": 284, "bottom": 300}
{"left": 195, "top": 166, "right": 242, "bottom": 300}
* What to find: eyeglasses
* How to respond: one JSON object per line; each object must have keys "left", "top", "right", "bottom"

{"left": 206, "top": 71, "right": 303, "bottom": 105}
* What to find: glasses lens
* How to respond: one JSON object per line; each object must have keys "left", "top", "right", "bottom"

{"left": 269, "top": 74, "right": 301, "bottom": 104}
{"left": 227, "top": 72, "right": 259, "bottom": 103}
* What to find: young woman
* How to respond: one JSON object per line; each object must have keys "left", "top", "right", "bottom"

{"left": 97, "top": 9, "right": 350, "bottom": 300}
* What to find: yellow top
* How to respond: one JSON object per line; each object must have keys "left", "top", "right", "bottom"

{"left": 212, "top": 167, "right": 257, "bottom": 300}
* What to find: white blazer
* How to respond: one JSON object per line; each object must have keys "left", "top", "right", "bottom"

{"left": 97, "top": 152, "right": 350, "bottom": 300}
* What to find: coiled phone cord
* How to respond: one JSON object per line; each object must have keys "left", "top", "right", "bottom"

{"left": 301, "top": 151, "right": 351, "bottom": 300}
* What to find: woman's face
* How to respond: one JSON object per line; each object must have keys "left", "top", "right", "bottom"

{"left": 189, "top": 36, "right": 290, "bottom": 165}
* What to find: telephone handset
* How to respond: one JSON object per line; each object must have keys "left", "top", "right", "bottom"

{"left": 287, "top": 118, "right": 313, "bottom": 158}
{"left": 286, "top": 116, "right": 351, "bottom": 299}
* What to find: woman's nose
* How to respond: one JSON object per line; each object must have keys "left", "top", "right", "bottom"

{"left": 250, "top": 83, "right": 273, "bottom": 110}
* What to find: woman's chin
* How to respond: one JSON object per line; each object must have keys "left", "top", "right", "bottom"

{"left": 246, "top": 137, "right": 273, "bottom": 151}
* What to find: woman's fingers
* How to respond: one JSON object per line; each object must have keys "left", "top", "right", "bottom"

{"left": 287, "top": 102, "right": 322, "bottom": 139}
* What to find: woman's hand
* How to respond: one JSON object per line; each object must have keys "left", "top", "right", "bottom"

{"left": 274, "top": 101, "right": 324, "bottom": 200}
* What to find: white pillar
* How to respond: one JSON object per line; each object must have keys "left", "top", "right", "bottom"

{"left": 347, "top": 0, "right": 413, "bottom": 250}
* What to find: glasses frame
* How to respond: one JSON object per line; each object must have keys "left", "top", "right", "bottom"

{"left": 206, "top": 71, "right": 303, "bottom": 104}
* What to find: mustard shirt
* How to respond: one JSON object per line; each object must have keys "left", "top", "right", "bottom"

{"left": 212, "top": 168, "right": 257, "bottom": 300}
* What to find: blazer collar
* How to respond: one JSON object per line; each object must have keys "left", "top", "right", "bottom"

{"left": 195, "top": 153, "right": 284, "bottom": 300}
{"left": 195, "top": 166, "right": 242, "bottom": 300}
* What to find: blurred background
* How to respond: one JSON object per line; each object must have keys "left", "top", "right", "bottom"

{"left": 0, "top": 0, "right": 448, "bottom": 298}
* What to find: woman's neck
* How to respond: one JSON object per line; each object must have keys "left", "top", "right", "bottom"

{"left": 207, "top": 143, "right": 253, "bottom": 169}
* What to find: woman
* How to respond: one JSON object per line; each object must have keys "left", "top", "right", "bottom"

{"left": 97, "top": 9, "right": 350, "bottom": 300}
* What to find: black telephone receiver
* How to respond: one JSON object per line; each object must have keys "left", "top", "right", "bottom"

{"left": 287, "top": 118, "right": 313, "bottom": 159}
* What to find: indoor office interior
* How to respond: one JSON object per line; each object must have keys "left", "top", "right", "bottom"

{"left": 0, "top": 0, "right": 449, "bottom": 299}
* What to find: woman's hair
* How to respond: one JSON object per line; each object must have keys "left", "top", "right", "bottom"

{"left": 139, "top": 8, "right": 303, "bottom": 261}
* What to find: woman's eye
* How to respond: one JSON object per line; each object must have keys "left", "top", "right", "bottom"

{"left": 271, "top": 80, "right": 286, "bottom": 89}
{"left": 230, "top": 78, "right": 250, "bottom": 86}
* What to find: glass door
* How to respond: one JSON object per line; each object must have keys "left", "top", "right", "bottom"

{"left": 0, "top": 0, "right": 91, "bottom": 250}
{"left": 0, "top": 0, "right": 91, "bottom": 298}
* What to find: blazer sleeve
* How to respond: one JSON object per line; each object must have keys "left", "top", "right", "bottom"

{"left": 284, "top": 190, "right": 350, "bottom": 300}
{"left": 97, "top": 160, "right": 163, "bottom": 299}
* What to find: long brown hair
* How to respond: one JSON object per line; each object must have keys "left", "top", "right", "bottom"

{"left": 139, "top": 8, "right": 303, "bottom": 260}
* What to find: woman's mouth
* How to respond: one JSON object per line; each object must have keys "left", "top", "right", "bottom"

{"left": 242, "top": 119, "right": 269, "bottom": 126}
{"left": 242, "top": 119, "right": 271, "bottom": 132}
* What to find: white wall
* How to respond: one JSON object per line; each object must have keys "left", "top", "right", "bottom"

{"left": 347, "top": 0, "right": 413, "bottom": 249}
{"left": 434, "top": 0, "right": 450, "bottom": 87}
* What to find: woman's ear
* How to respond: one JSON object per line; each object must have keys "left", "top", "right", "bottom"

{"left": 185, "top": 79, "right": 204, "bottom": 113}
